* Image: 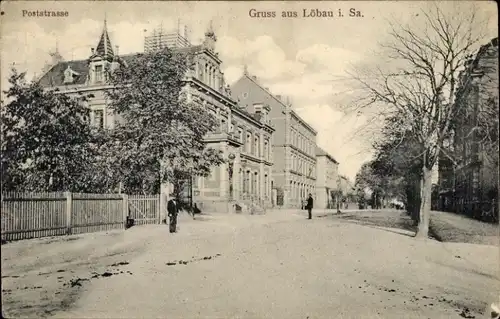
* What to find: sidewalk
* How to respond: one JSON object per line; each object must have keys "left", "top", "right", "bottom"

{"left": 327, "top": 208, "right": 499, "bottom": 246}
{"left": 2, "top": 206, "right": 499, "bottom": 319}
{"left": 430, "top": 210, "right": 499, "bottom": 246}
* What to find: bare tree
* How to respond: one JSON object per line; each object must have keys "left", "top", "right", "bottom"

{"left": 348, "top": 2, "right": 492, "bottom": 238}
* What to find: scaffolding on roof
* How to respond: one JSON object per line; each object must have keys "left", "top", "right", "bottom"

{"left": 144, "top": 19, "right": 191, "bottom": 53}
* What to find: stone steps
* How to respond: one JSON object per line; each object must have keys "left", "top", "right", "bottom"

{"left": 234, "top": 200, "right": 265, "bottom": 214}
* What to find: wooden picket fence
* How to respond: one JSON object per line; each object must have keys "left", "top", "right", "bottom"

{"left": 1, "top": 192, "right": 161, "bottom": 242}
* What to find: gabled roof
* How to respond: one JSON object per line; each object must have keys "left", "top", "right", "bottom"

{"left": 231, "top": 73, "right": 318, "bottom": 135}
{"left": 37, "top": 48, "right": 198, "bottom": 88}
{"left": 176, "top": 45, "right": 203, "bottom": 56}
{"left": 316, "top": 146, "right": 338, "bottom": 164}
{"left": 38, "top": 59, "right": 89, "bottom": 87}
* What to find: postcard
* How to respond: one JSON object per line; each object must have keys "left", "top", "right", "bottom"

{"left": 1, "top": 1, "right": 498, "bottom": 318}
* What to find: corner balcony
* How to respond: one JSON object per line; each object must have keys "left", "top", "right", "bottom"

{"left": 204, "top": 129, "right": 242, "bottom": 147}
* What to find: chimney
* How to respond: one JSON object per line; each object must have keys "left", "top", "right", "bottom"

{"left": 251, "top": 76, "right": 257, "bottom": 81}
{"left": 91, "top": 48, "right": 95, "bottom": 54}
{"left": 115, "top": 45, "right": 119, "bottom": 56}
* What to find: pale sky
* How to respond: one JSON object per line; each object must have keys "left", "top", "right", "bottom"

{"left": 1, "top": 1, "right": 497, "bottom": 181}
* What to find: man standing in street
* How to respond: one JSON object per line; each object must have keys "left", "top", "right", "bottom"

{"left": 306, "top": 193, "right": 314, "bottom": 219}
{"left": 167, "top": 194, "right": 179, "bottom": 233}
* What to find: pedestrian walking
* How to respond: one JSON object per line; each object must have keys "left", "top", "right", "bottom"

{"left": 306, "top": 193, "right": 314, "bottom": 219}
{"left": 167, "top": 195, "right": 179, "bottom": 233}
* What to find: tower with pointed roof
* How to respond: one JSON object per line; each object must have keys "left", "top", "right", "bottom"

{"left": 95, "top": 18, "right": 114, "bottom": 61}
{"left": 202, "top": 20, "right": 217, "bottom": 52}
{"left": 88, "top": 18, "right": 115, "bottom": 84}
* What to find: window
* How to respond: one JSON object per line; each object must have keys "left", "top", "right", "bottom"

{"left": 246, "top": 133, "right": 252, "bottom": 153}
{"left": 238, "top": 128, "right": 243, "bottom": 142}
{"left": 243, "top": 170, "right": 249, "bottom": 193}
{"left": 213, "top": 68, "right": 217, "bottom": 88}
{"left": 198, "top": 63, "right": 203, "bottom": 79}
{"left": 221, "top": 119, "right": 227, "bottom": 133}
{"left": 255, "top": 136, "right": 259, "bottom": 157}
{"left": 264, "top": 175, "right": 268, "bottom": 196}
{"left": 94, "top": 110, "right": 104, "bottom": 128}
{"left": 95, "top": 65, "right": 103, "bottom": 83}
{"left": 253, "top": 172, "right": 258, "bottom": 195}
{"left": 264, "top": 141, "right": 268, "bottom": 160}
{"left": 210, "top": 67, "right": 214, "bottom": 87}
{"left": 268, "top": 140, "right": 271, "bottom": 160}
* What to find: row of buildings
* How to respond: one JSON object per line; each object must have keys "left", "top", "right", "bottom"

{"left": 36, "top": 20, "right": 353, "bottom": 212}
{"left": 437, "top": 37, "right": 499, "bottom": 221}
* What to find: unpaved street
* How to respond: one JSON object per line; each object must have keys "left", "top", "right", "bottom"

{"left": 2, "top": 210, "right": 499, "bottom": 318}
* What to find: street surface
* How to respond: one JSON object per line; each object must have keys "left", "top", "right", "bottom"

{"left": 2, "top": 209, "right": 499, "bottom": 318}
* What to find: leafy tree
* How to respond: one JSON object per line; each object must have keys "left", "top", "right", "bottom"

{"left": 1, "top": 69, "right": 97, "bottom": 192}
{"left": 349, "top": 3, "right": 487, "bottom": 237}
{"left": 105, "top": 48, "right": 225, "bottom": 195}
{"left": 71, "top": 128, "right": 121, "bottom": 193}
{"left": 370, "top": 113, "right": 425, "bottom": 222}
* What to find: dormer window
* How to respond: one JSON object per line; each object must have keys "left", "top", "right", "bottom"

{"left": 95, "top": 65, "right": 103, "bottom": 83}
{"left": 63, "top": 65, "right": 80, "bottom": 84}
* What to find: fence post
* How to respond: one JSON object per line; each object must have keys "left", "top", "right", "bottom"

{"left": 159, "top": 192, "right": 166, "bottom": 224}
{"left": 122, "top": 194, "right": 129, "bottom": 229}
{"left": 65, "top": 192, "right": 72, "bottom": 235}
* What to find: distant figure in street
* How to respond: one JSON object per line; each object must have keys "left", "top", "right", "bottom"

{"left": 193, "top": 203, "right": 201, "bottom": 215}
{"left": 306, "top": 193, "right": 314, "bottom": 219}
{"left": 167, "top": 195, "right": 179, "bottom": 233}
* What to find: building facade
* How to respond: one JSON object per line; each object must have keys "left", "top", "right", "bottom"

{"left": 438, "top": 37, "right": 498, "bottom": 221}
{"left": 231, "top": 71, "right": 318, "bottom": 208}
{"left": 37, "top": 20, "right": 274, "bottom": 212}
{"left": 315, "top": 147, "right": 339, "bottom": 209}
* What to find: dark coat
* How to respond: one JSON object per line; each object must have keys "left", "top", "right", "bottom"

{"left": 307, "top": 196, "right": 314, "bottom": 209}
{"left": 167, "top": 199, "right": 178, "bottom": 216}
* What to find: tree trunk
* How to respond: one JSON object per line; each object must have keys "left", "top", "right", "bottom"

{"left": 416, "top": 166, "right": 433, "bottom": 238}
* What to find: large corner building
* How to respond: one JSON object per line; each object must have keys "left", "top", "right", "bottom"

{"left": 438, "top": 37, "right": 499, "bottom": 220}
{"left": 231, "top": 71, "right": 318, "bottom": 208}
{"left": 37, "top": 20, "right": 275, "bottom": 212}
